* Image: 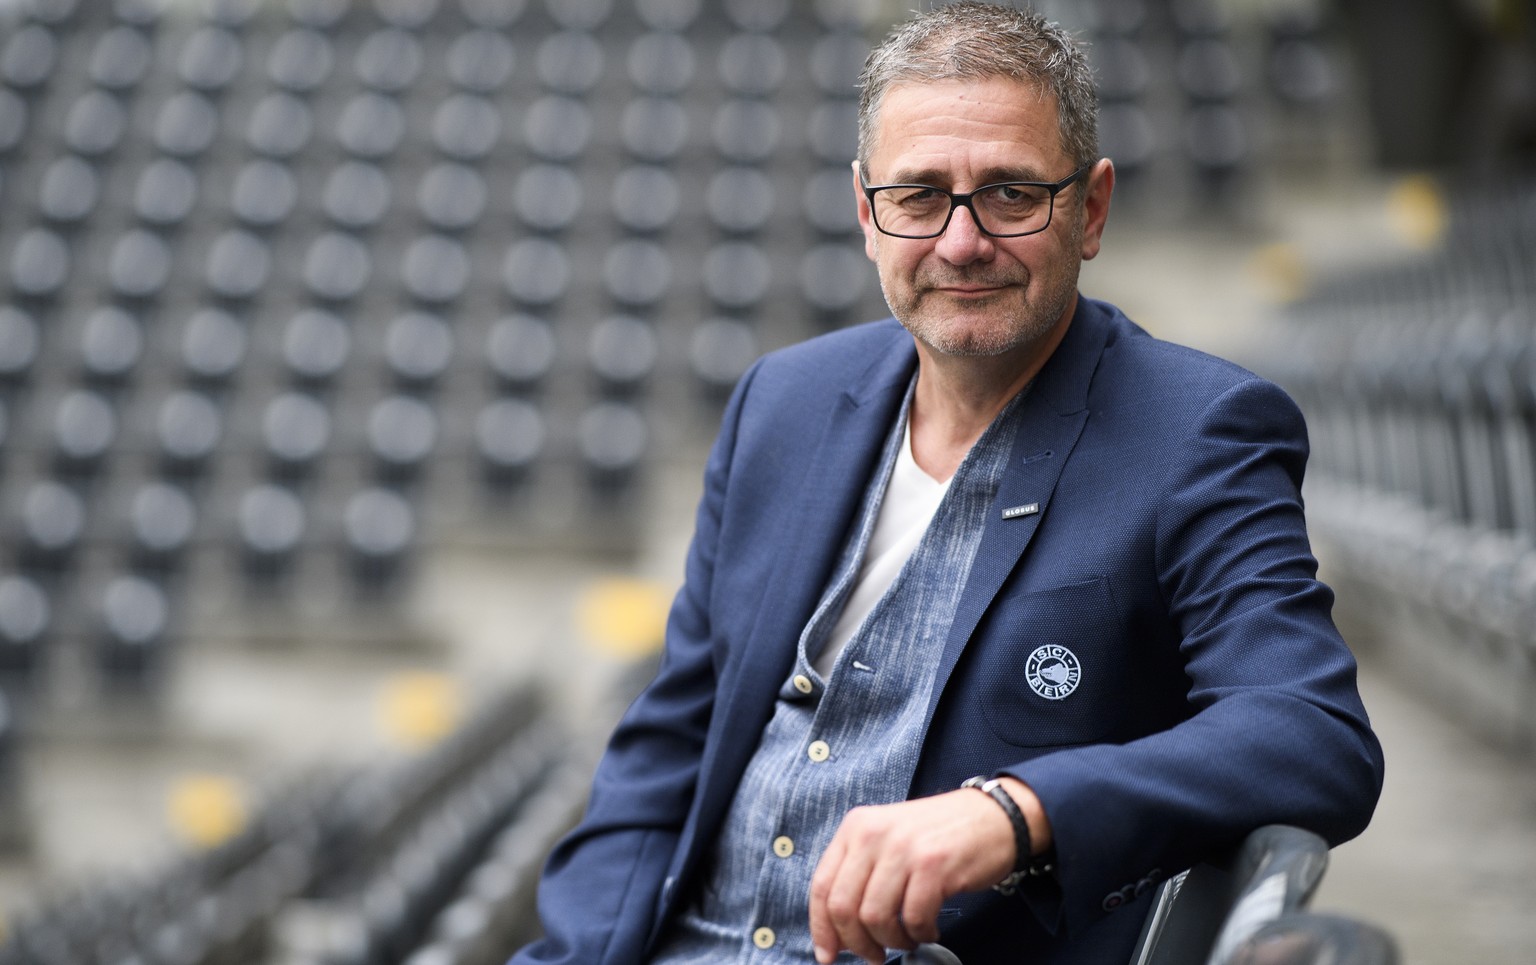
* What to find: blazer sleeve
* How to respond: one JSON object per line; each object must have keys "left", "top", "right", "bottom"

{"left": 508, "top": 359, "right": 763, "bottom": 965}
{"left": 1003, "top": 376, "right": 1385, "bottom": 937}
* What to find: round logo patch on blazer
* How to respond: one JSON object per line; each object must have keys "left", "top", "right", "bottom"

{"left": 1026, "top": 644, "right": 1081, "bottom": 700}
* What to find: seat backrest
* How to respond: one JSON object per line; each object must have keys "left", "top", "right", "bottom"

{"left": 1129, "top": 824, "right": 1331, "bottom": 965}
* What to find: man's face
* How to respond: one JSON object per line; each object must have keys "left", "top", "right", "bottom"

{"left": 854, "top": 76, "right": 1108, "bottom": 359}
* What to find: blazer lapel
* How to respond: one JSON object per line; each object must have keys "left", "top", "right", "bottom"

{"left": 924, "top": 298, "right": 1112, "bottom": 723}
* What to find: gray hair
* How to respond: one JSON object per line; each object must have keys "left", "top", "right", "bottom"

{"left": 856, "top": 2, "right": 1099, "bottom": 175}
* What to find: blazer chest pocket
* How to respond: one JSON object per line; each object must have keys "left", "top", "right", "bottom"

{"left": 977, "top": 576, "right": 1128, "bottom": 748}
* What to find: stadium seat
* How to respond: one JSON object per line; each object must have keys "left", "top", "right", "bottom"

{"left": 399, "top": 239, "right": 470, "bottom": 311}
{"left": 262, "top": 391, "right": 332, "bottom": 478}
{"left": 17, "top": 480, "right": 87, "bottom": 571}
{"left": 303, "top": 231, "right": 374, "bottom": 303}
{"left": 79, "top": 304, "right": 146, "bottom": 384}
{"left": 501, "top": 239, "right": 572, "bottom": 307}
{"left": 133, "top": 158, "right": 199, "bottom": 229}
{"left": 97, "top": 575, "right": 172, "bottom": 683}
{"left": 475, "top": 398, "right": 546, "bottom": 486}
{"left": 62, "top": 89, "right": 127, "bottom": 157}
{"left": 514, "top": 164, "right": 584, "bottom": 234}
{"left": 283, "top": 308, "right": 353, "bottom": 386}
{"left": 231, "top": 158, "right": 299, "bottom": 229}
{"left": 127, "top": 480, "right": 199, "bottom": 571}
{"left": 486, "top": 313, "right": 558, "bottom": 391}
{"left": 343, "top": 487, "right": 417, "bottom": 586}
{"left": 1, "top": 26, "right": 59, "bottom": 93}
{"left": 578, "top": 402, "right": 647, "bottom": 489}
{"left": 712, "top": 98, "right": 781, "bottom": 164}
{"left": 0, "top": 308, "right": 34, "bottom": 385}
{"left": 355, "top": 28, "right": 423, "bottom": 93}
{"left": 385, "top": 311, "right": 455, "bottom": 389}
{"left": 0, "top": 574, "right": 49, "bottom": 677}
{"left": 602, "top": 240, "right": 672, "bottom": 309}
{"left": 237, "top": 483, "right": 306, "bottom": 579}
{"left": 180, "top": 306, "right": 249, "bottom": 387}
{"left": 51, "top": 390, "right": 117, "bottom": 479}
{"left": 718, "top": 33, "right": 787, "bottom": 96}
{"left": 267, "top": 27, "right": 336, "bottom": 93}
{"left": 88, "top": 24, "right": 153, "bottom": 92}
{"left": 322, "top": 161, "right": 393, "bottom": 230}
{"left": 155, "top": 389, "right": 224, "bottom": 478}
{"left": 689, "top": 317, "right": 759, "bottom": 400}
{"left": 536, "top": 31, "right": 605, "bottom": 95}
{"left": 337, "top": 92, "right": 406, "bottom": 159}
{"left": 367, "top": 396, "right": 439, "bottom": 481}
{"left": 152, "top": 90, "right": 221, "bottom": 159}
{"left": 588, "top": 314, "right": 659, "bottom": 394}
{"left": 204, "top": 229, "right": 273, "bottom": 301}
{"left": 105, "top": 229, "right": 173, "bottom": 302}
{"left": 703, "top": 242, "right": 772, "bottom": 311}
{"left": 620, "top": 96, "right": 690, "bottom": 163}
{"left": 177, "top": 26, "right": 244, "bottom": 92}
{"left": 523, "top": 95, "right": 593, "bottom": 162}
{"left": 446, "top": 30, "right": 515, "bottom": 94}
{"left": 611, "top": 165, "right": 680, "bottom": 235}
{"left": 707, "top": 166, "right": 775, "bottom": 236}
{"left": 627, "top": 31, "right": 695, "bottom": 96}
{"left": 432, "top": 93, "right": 503, "bottom": 161}
{"left": 37, "top": 155, "right": 100, "bottom": 228}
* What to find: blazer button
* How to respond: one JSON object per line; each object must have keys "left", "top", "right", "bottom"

{"left": 753, "top": 926, "right": 776, "bottom": 949}
{"left": 792, "top": 674, "right": 813, "bottom": 694}
{"left": 807, "top": 740, "right": 830, "bottom": 762}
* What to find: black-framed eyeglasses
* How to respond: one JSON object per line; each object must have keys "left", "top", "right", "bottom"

{"left": 860, "top": 166, "right": 1088, "bottom": 239}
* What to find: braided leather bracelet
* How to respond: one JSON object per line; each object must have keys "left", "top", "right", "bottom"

{"left": 961, "top": 775, "right": 1056, "bottom": 894}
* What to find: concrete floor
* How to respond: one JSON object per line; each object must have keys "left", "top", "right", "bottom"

{"left": 1317, "top": 657, "right": 1536, "bottom": 965}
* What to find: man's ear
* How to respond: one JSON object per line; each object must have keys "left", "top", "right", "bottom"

{"left": 853, "top": 161, "right": 879, "bottom": 261}
{"left": 1080, "top": 157, "right": 1115, "bottom": 262}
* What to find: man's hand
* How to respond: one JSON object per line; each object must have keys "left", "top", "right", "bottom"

{"left": 807, "top": 777, "right": 1050, "bottom": 965}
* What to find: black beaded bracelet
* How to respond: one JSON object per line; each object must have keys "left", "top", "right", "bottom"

{"left": 961, "top": 775, "right": 1055, "bottom": 894}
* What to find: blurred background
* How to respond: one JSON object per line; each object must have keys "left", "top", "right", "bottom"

{"left": 0, "top": 0, "right": 1531, "bottom": 962}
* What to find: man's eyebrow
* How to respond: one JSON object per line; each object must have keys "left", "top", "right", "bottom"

{"left": 880, "top": 165, "right": 1051, "bottom": 187}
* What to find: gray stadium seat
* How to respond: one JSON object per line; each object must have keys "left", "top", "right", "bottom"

{"left": 177, "top": 26, "right": 244, "bottom": 92}
{"left": 267, "top": 27, "right": 335, "bottom": 93}
{"left": 486, "top": 313, "right": 558, "bottom": 391}
{"left": 205, "top": 229, "right": 273, "bottom": 301}
{"left": 627, "top": 31, "right": 695, "bottom": 96}
{"left": 385, "top": 311, "right": 455, "bottom": 388}
{"left": 402, "top": 235, "right": 471, "bottom": 305}
{"left": 611, "top": 165, "right": 680, "bottom": 235}
{"left": 231, "top": 158, "right": 299, "bottom": 229}
{"left": 446, "top": 30, "right": 515, "bottom": 93}
{"left": 322, "top": 161, "right": 392, "bottom": 230}
{"left": 355, "top": 28, "right": 423, "bottom": 93}
{"left": 589, "top": 315, "right": 659, "bottom": 394}
{"left": 79, "top": 304, "right": 146, "bottom": 384}
{"left": 133, "top": 158, "right": 199, "bottom": 229}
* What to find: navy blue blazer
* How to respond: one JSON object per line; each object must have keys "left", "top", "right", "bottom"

{"left": 511, "top": 297, "right": 1384, "bottom": 964}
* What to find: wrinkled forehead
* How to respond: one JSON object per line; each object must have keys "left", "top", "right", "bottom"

{"left": 865, "top": 76, "right": 1067, "bottom": 178}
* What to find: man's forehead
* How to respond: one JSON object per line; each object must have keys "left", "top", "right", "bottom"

{"left": 869, "top": 76, "right": 1065, "bottom": 176}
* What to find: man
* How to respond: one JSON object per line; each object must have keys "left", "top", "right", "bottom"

{"left": 510, "top": 5, "right": 1383, "bottom": 963}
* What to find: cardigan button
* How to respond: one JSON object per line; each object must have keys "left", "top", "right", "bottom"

{"left": 772, "top": 835, "right": 795, "bottom": 858}
{"left": 753, "top": 926, "right": 776, "bottom": 949}
{"left": 792, "top": 673, "right": 813, "bottom": 694}
{"left": 807, "top": 740, "right": 830, "bottom": 762}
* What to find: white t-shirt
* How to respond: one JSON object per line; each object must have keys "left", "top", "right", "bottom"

{"left": 813, "top": 417, "right": 950, "bottom": 677}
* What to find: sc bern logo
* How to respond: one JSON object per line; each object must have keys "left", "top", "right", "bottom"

{"left": 1026, "top": 644, "right": 1081, "bottom": 700}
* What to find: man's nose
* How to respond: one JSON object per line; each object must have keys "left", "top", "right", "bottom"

{"left": 934, "top": 202, "right": 995, "bottom": 262}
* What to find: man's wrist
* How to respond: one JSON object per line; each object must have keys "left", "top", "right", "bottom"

{"left": 961, "top": 775, "right": 1056, "bottom": 893}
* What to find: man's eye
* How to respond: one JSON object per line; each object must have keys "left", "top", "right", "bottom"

{"left": 895, "top": 187, "right": 944, "bottom": 205}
